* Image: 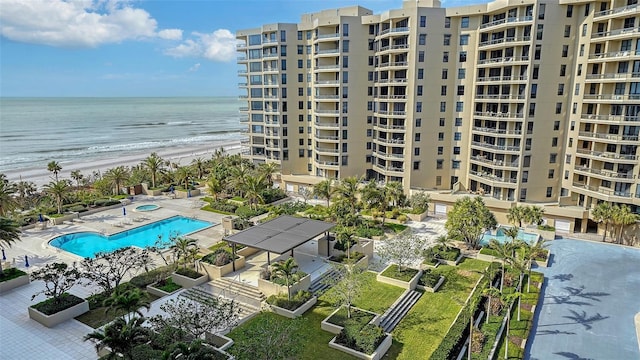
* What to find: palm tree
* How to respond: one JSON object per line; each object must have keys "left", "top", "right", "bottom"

{"left": 0, "top": 179, "right": 17, "bottom": 216}
{"left": 270, "top": 257, "right": 299, "bottom": 301}
{"left": 524, "top": 205, "right": 545, "bottom": 227}
{"left": 592, "top": 202, "right": 615, "bottom": 242}
{"left": 507, "top": 205, "right": 527, "bottom": 228}
{"left": 488, "top": 239, "right": 513, "bottom": 292}
{"left": 244, "top": 174, "right": 266, "bottom": 210}
{"left": 174, "top": 166, "right": 192, "bottom": 191}
{"left": 336, "top": 176, "right": 360, "bottom": 201}
{"left": 43, "top": 180, "right": 71, "bottom": 214}
{"left": 70, "top": 170, "right": 84, "bottom": 191}
{"left": 47, "top": 161, "right": 62, "bottom": 181}
{"left": 104, "top": 166, "right": 130, "bottom": 196}
{"left": 190, "top": 157, "right": 207, "bottom": 180}
{"left": 229, "top": 164, "right": 251, "bottom": 198}
{"left": 503, "top": 227, "right": 520, "bottom": 256}
{"left": 257, "top": 162, "right": 280, "bottom": 187}
{"left": 313, "top": 179, "right": 334, "bottom": 207}
{"left": 335, "top": 226, "right": 356, "bottom": 259}
{"left": 434, "top": 235, "right": 453, "bottom": 249}
{"left": 165, "top": 340, "right": 222, "bottom": 360}
{"left": 206, "top": 176, "right": 224, "bottom": 201}
{"left": 521, "top": 239, "right": 547, "bottom": 292}
{"left": 384, "top": 181, "right": 404, "bottom": 207}
{"left": 0, "top": 217, "right": 21, "bottom": 275}
{"left": 482, "top": 287, "right": 501, "bottom": 324}
{"left": 142, "top": 152, "right": 165, "bottom": 188}
{"left": 360, "top": 180, "right": 383, "bottom": 210}
{"left": 613, "top": 205, "right": 638, "bottom": 245}
{"left": 103, "top": 287, "right": 151, "bottom": 321}
{"left": 14, "top": 180, "right": 37, "bottom": 209}
{"left": 84, "top": 316, "right": 150, "bottom": 360}
{"left": 171, "top": 237, "right": 198, "bottom": 269}
{"left": 501, "top": 292, "right": 522, "bottom": 360}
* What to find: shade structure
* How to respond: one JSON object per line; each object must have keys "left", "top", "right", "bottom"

{"left": 223, "top": 215, "right": 335, "bottom": 254}
{"left": 123, "top": 207, "right": 126, "bottom": 216}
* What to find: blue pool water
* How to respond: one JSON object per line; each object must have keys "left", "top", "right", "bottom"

{"left": 479, "top": 227, "right": 539, "bottom": 247}
{"left": 135, "top": 204, "right": 160, "bottom": 211}
{"left": 49, "top": 216, "right": 213, "bottom": 258}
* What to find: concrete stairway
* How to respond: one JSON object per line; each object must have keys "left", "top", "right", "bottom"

{"left": 180, "top": 286, "right": 257, "bottom": 316}
{"left": 309, "top": 267, "right": 340, "bottom": 296}
{"left": 197, "top": 278, "right": 266, "bottom": 310}
{"left": 379, "top": 289, "right": 423, "bottom": 332}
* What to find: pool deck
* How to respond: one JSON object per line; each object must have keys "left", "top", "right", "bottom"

{"left": 526, "top": 238, "right": 640, "bottom": 360}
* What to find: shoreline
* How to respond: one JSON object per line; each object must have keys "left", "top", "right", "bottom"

{"left": 3, "top": 139, "right": 242, "bottom": 189}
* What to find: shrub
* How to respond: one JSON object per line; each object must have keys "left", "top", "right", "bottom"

{"left": 479, "top": 247, "right": 500, "bottom": 257}
{"left": 31, "top": 293, "right": 85, "bottom": 315}
{"left": 424, "top": 245, "right": 461, "bottom": 262}
{"left": 471, "top": 330, "right": 486, "bottom": 353}
{"left": 503, "top": 272, "right": 516, "bottom": 287}
{"left": 396, "top": 214, "right": 408, "bottom": 223}
{"left": 0, "top": 267, "right": 27, "bottom": 282}
{"left": 418, "top": 269, "right": 441, "bottom": 288}
{"left": 390, "top": 208, "right": 401, "bottom": 219}
{"left": 209, "top": 200, "right": 238, "bottom": 214}
{"left": 94, "top": 199, "right": 121, "bottom": 207}
{"left": 233, "top": 218, "right": 253, "bottom": 230}
{"left": 235, "top": 205, "right": 266, "bottom": 220}
{"left": 329, "top": 252, "right": 365, "bottom": 264}
{"left": 259, "top": 268, "right": 271, "bottom": 280}
{"left": 380, "top": 265, "right": 419, "bottom": 282}
{"left": 175, "top": 267, "right": 203, "bottom": 279}
{"left": 260, "top": 188, "right": 286, "bottom": 204}
{"left": 271, "top": 201, "right": 311, "bottom": 215}
{"left": 336, "top": 322, "right": 386, "bottom": 355}
{"left": 537, "top": 224, "right": 555, "bottom": 231}
{"left": 355, "top": 225, "right": 384, "bottom": 239}
{"left": 130, "top": 267, "right": 173, "bottom": 289}
{"left": 269, "top": 271, "right": 308, "bottom": 286}
{"left": 266, "top": 290, "right": 312, "bottom": 311}
{"left": 201, "top": 249, "right": 236, "bottom": 266}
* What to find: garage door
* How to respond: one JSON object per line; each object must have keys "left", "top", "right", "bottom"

{"left": 555, "top": 220, "right": 571, "bottom": 233}
{"left": 435, "top": 203, "right": 447, "bottom": 215}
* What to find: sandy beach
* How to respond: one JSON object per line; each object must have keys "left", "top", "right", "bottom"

{"left": 3, "top": 139, "right": 242, "bottom": 189}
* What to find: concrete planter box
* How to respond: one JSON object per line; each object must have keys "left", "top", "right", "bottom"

{"left": 141, "top": 183, "right": 163, "bottom": 196}
{"left": 321, "top": 307, "right": 381, "bottom": 335}
{"left": 417, "top": 276, "right": 445, "bottom": 293}
{"left": 258, "top": 273, "right": 311, "bottom": 298}
{"left": 175, "top": 188, "right": 201, "bottom": 199}
{"left": 376, "top": 264, "right": 422, "bottom": 290}
{"left": 420, "top": 260, "right": 440, "bottom": 270}
{"left": 532, "top": 251, "right": 550, "bottom": 268}
{"left": 205, "top": 332, "right": 234, "bottom": 351}
{"left": 0, "top": 272, "right": 30, "bottom": 293}
{"left": 476, "top": 252, "right": 500, "bottom": 263}
{"left": 171, "top": 271, "right": 208, "bottom": 288}
{"left": 406, "top": 210, "right": 429, "bottom": 222}
{"left": 329, "top": 333, "right": 393, "bottom": 360}
{"left": 437, "top": 253, "right": 464, "bottom": 266}
{"left": 146, "top": 281, "right": 183, "bottom": 297}
{"left": 269, "top": 296, "right": 317, "bottom": 319}
{"left": 236, "top": 246, "right": 260, "bottom": 258}
{"left": 328, "top": 254, "right": 369, "bottom": 269}
{"left": 28, "top": 299, "right": 89, "bottom": 328}
{"left": 527, "top": 227, "right": 555, "bottom": 241}
{"left": 48, "top": 214, "right": 76, "bottom": 225}
{"left": 199, "top": 256, "right": 246, "bottom": 280}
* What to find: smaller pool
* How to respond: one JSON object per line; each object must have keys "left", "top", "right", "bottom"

{"left": 135, "top": 204, "right": 161, "bottom": 212}
{"left": 479, "top": 226, "right": 539, "bottom": 247}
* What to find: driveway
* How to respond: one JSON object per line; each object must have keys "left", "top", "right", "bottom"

{"left": 526, "top": 238, "right": 640, "bottom": 360}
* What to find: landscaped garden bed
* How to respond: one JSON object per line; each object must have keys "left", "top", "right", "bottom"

{"left": 328, "top": 252, "right": 369, "bottom": 268}
{"left": 321, "top": 306, "right": 379, "bottom": 334}
{"left": 30, "top": 293, "right": 89, "bottom": 328}
{"left": 0, "top": 267, "right": 30, "bottom": 293}
{"left": 417, "top": 269, "right": 445, "bottom": 293}
{"left": 199, "top": 249, "right": 245, "bottom": 279}
{"left": 377, "top": 264, "right": 422, "bottom": 290}
{"left": 171, "top": 267, "right": 208, "bottom": 288}
{"left": 147, "top": 277, "right": 182, "bottom": 297}
{"left": 531, "top": 249, "right": 550, "bottom": 268}
{"left": 424, "top": 245, "right": 463, "bottom": 266}
{"left": 266, "top": 290, "right": 317, "bottom": 319}
{"left": 258, "top": 269, "right": 310, "bottom": 298}
{"left": 330, "top": 324, "right": 392, "bottom": 360}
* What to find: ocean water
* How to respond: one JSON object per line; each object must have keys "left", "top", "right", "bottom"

{"left": 0, "top": 97, "right": 243, "bottom": 173}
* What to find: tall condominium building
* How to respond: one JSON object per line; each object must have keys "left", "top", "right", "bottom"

{"left": 237, "top": 0, "right": 640, "bottom": 236}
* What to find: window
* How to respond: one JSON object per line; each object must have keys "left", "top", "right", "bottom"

{"left": 415, "top": 133, "right": 421, "bottom": 141}
{"left": 457, "top": 86, "right": 465, "bottom": 95}
{"left": 519, "top": 189, "right": 527, "bottom": 201}
{"left": 560, "top": 64, "right": 566, "bottom": 76}
{"left": 280, "top": 45, "right": 286, "bottom": 56}
{"left": 577, "top": 64, "right": 582, "bottom": 76}
{"left": 535, "top": 44, "right": 542, "bottom": 60}
{"left": 298, "top": 74, "right": 303, "bottom": 82}
{"left": 579, "top": 44, "right": 584, "bottom": 56}
{"left": 555, "top": 102, "right": 562, "bottom": 114}
{"left": 419, "top": 34, "right": 427, "bottom": 45}
{"left": 458, "top": 68, "right": 466, "bottom": 79}
{"left": 437, "top": 160, "right": 444, "bottom": 169}
{"left": 343, "top": 23, "right": 349, "bottom": 36}
{"left": 440, "top": 102, "right": 446, "bottom": 112}
{"left": 442, "top": 69, "right": 448, "bottom": 79}
{"left": 443, "top": 52, "right": 449, "bottom": 62}
{"left": 455, "top": 117, "right": 462, "bottom": 126}
{"left": 413, "top": 161, "right": 420, "bottom": 170}
{"left": 452, "top": 160, "right": 461, "bottom": 169}
{"left": 297, "top": 59, "right": 303, "bottom": 69}
{"left": 418, "top": 51, "right": 425, "bottom": 62}
{"left": 461, "top": 17, "right": 469, "bottom": 28}
{"left": 557, "top": 83, "right": 564, "bottom": 95}
{"left": 531, "top": 84, "right": 538, "bottom": 98}
{"left": 343, "top": 56, "right": 348, "bottom": 68}
{"left": 538, "top": 3, "right": 546, "bottom": 19}
{"left": 565, "top": 154, "right": 572, "bottom": 164}
{"left": 415, "top": 118, "right": 422, "bottom": 127}
{"left": 582, "top": 24, "right": 588, "bottom": 36}
{"left": 460, "top": 35, "right": 469, "bottom": 45}
{"left": 298, "top": 101, "right": 303, "bottom": 109}
{"left": 453, "top": 147, "right": 461, "bottom": 155}
{"left": 549, "top": 153, "right": 557, "bottom": 163}
{"left": 546, "top": 187, "right": 553, "bottom": 198}
{"left": 438, "top": 132, "right": 445, "bottom": 141}
{"left": 564, "top": 25, "right": 571, "bottom": 38}
{"left": 342, "top": 71, "right": 348, "bottom": 83}
{"left": 529, "top": 103, "right": 536, "bottom": 116}
{"left": 436, "top": 176, "right": 442, "bottom": 186}
{"left": 562, "top": 45, "right": 569, "bottom": 57}
{"left": 445, "top": 17, "right": 451, "bottom": 28}
{"left": 420, "top": 16, "right": 426, "bottom": 27}
{"left": 533, "top": 65, "right": 539, "bottom": 79}
{"left": 454, "top": 132, "right": 462, "bottom": 140}
{"left": 417, "top": 85, "right": 423, "bottom": 96}
{"left": 416, "top": 102, "right": 422, "bottom": 113}
{"left": 522, "top": 171, "right": 529, "bottom": 183}
{"left": 437, "top": 146, "right": 444, "bottom": 155}
{"left": 414, "top": 148, "right": 420, "bottom": 156}
{"left": 297, "top": 31, "right": 303, "bottom": 40}
{"left": 298, "top": 126, "right": 304, "bottom": 134}
{"left": 281, "top": 74, "right": 287, "bottom": 84}
{"left": 441, "top": 86, "right": 447, "bottom": 96}
{"left": 298, "top": 87, "right": 303, "bottom": 96}
{"left": 439, "top": 118, "right": 445, "bottom": 126}
{"left": 584, "top": 3, "right": 590, "bottom": 16}
{"left": 443, "top": 34, "right": 451, "bottom": 46}
{"left": 418, "top": 69, "right": 424, "bottom": 79}
{"left": 567, "top": 5, "right": 573, "bottom": 17}
{"left": 459, "top": 51, "right": 467, "bottom": 62}
{"left": 342, "top": 40, "right": 349, "bottom": 52}
{"left": 455, "top": 102, "right": 463, "bottom": 112}
{"left": 537, "top": 24, "right": 544, "bottom": 40}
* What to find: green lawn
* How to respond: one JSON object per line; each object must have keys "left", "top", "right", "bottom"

{"left": 227, "top": 271, "right": 404, "bottom": 360}
{"left": 387, "top": 258, "right": 490, "bottom": 359}
{"left": 76, "top": 291, "right": 160, "bottom": 329}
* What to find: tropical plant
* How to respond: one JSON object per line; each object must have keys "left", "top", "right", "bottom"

{"left": 591, "top": 202, "right": 615, "bottom": 242}
{"left": 164, "top": 340, "right": 226, "bottom": 360}
{"left": 520, "top": 239, "right": 547, "bottom": 292}
{"left": 43, "top": 180, "right": 72, "bottom": 214}
{"left": 191, "top": 157, "right": 207, "bottom": 180}
{"left": 30, "top": 262, "right": 84, "bottom": 306}
{"left": 229, "top": 313, "right": 306, "bottom": 360}
{"left": 507, "top": 205, "right": 527, "bottom": 228}
{"left": 434, "top": 235, "right": 453, "bottom": 249}
{"left": 384, "top": 181, "right": 404, "bottom": 207}
{"left": 103, "top": 287, "right": 151, "bottom": 321}
{"left": 84, "top": 316, "right": 150, "bottom": 360}
{"left": 378, "top": 232, "right": 428, "bottom": 275}
{"left": 313, "top": 179, "right": 334, "bottom": 206}
{"left": 14, "top": 180, "right": 37, "bottom": 209}
{"left": 171, "top": 237, "right": 198, "bottom": 269}
{"left": 0, "top": 217, "right": 21, "bottom": 275}
{"left": 173, "top": 166, "right": 192, "bottom": 191}
{"left": 409, "top": 192, "right": 430, "bottom": 213}
{"left": 143, "top": 152, "right": 165, "bottom": 188}
{"left": 70, "top": 170, "right": 84, "bottom": 191}
{"left": 257, "top": 162, "right": 280, "bottom": 187}
{"left": 524, "top": 205, "right": 545, "bottom": 226}
{"left": 482, "top": 287, "right": 501, "bottom": 324}
{"left": 47, "top": 161, "right": 62, "bottom": 181}
{"left": 335, "top": 226, "right": 357, "bottom": 259}
{"left": 103, "top": 166, "right": 130, "bottom": 195}
{"left": 335, "top": 176, "right": 361, "bottom": 212}
{"left": 244, "top": 174, "right": 266, "bottom": 210}
{"left": 0, "top": 178, "right": 18, "bottom": 216}
{"left": 230, "top": 164, "right": 251, "bottom": 198}
{"left": 612, "top": 205, "right": 638, "bottom": 245}
{"left": 359, "top": 180, "right": 383, "bottom": 210}
{"left": 81, "top": 247, "right": 150, "bottom": 295}
{"left": 270, "top": 258, "right": 299, "bottom": 301}
{"left": 206, "top": 176, "right": 224, "bottom": 201}
{"left": 488, "top": 239, "right": 514, "bottom": 292}
{"left": 501, "top": 291, "right": 523, "bottom": 359}
{"left": 445, "top": 197, "right": 497, "bottom": 249}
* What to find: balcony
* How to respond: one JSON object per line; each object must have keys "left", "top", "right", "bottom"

{"left": 237, "top": 43, "right": 247, "bottom": 49}
{"left": 477, "top": 56, "right": 529, "bottom": 65}
{"left": 237, "top": 56, "right": 248, "bottom": 62}
{"left": 315, "top": 109, "right": 340, "bottom": 116}
{"left": 314, "top": 64, "right": 340, "bottom": 71}
{"left": 580, "top": 114, "right": 640, "bottom": 123}
{"left": 576, "top": 149, "right": 638, "bottom": 162}
{"left": 476, "top": 75, "right": 528, "bottom": 83}
{"left": 262, "top": 52, "right": 279, "bottom": 59}
{"left": 314, "top": 80, "right": 340, "bottom": 86}
{"left": 572, "top": 182, "right": 633, "bottom": 199}
{"left": 478, "top": 36, "right": 531, "bottom": 48}
{"left": 375, "top": 110, "right": 407, "bottom": 116}
{"left": 239, "top": 106, "right": 249, "bottom": 112}
{"left": 471, "top": 141, "right": 520, "bottom": 152}
{"left": 315, "top": 135, "right": 339, "bottom": 141}
{"left": 479, "top": 16, "right": 533, "bottom": 29}
{"left": 470, "top": 156, "right": 519, "bottom": 169}
{"left": 472, "top": 126, "right": 522, "bottom": 135}
{"left": 374, "top": 151, "right": 405, "bottom": 160}
{"left": 314, "top": 121, "right": 340, "bottom": 129}
{"left": 316, "top": 147, "right": 340, "bottom": 154}
{"left": 473, "top": 111, "right": 524, "bottom": 119}
{"left": 474, "top": 94, "right": 526, "bottom": 101}
{"left": 469, "top": 170, "right": 518, "bottom": 186}
{"left": 315, "top": 33, "right": 340, "bottom": 40}
{"left": 238, "top": 82, "right": 248, "bottom": 87}
{"left": 376, "top": 94, "right": 407, "bottom": 100}
{"left": 373, "top": 163, "right": 404, "bottom": 173}
{"left": 263, "top": 67, "right": 279, "bottom": 73}
{"left": 574, "top": 166, "right": 636, "bottom": 181}
{"left": 375, "top": 123, "right": 406, "bottom": 131}
{"left": 585, "top": 72, "right": 640, "bottom": 81}
{"left": 582, "top": 94, "right": 640, "bottom": 102}
{"left": 375, "top": 137, "right": 405, "bottom": 145}
{"left": 378, "top": 44, "right": 410, "bottom": 52}
{"left": 588, "top": 50, "right": 639, "bottom": 61}
{"left": 376, "top": 78, "right": 408, "bottom": 85}
{"left": 578, "top": 131, "right": 639, "bottom": 142}
{"left": 594, "top": 4, "right": 638, "bottom": 18}
{"left": 378, "top": 27, "right": 410, "bottom": 37}
{"left": 315, "top": 95, "right": 340, "bottom": 100}
{"left": 316, "top": 160, "right": 340, "bottom": 168}
{"left": 591, "top": 26, "right": 640, "bottom": 40}
{"left": 316, "top": 48, "right": 340, "bottom": 55}
{"left": 376, "top": 61, "right": 409, "bottom": 69}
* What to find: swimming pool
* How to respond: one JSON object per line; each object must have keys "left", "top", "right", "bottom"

{"left": 135, "top": 204, "right": 161, "bottom": 212}
{"left": 49, "top": 216, "right": 213, "bottom": 258}
{"left": 479, "top": 226, "right": 539, "bottom": 247}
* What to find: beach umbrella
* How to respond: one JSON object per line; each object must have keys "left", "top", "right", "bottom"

{"left": 38, "top": 214, "right": 44, "bottom": 223}
{"left": 24, "top": 255, "right": 29, "bottom": 268}
{"left": 2, "top": 249, "right": 6, "bottom": 261}
{"left": 123, "top": 207, "right": 127, "bottom": 216}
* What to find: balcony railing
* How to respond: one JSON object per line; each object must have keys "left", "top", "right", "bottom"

{"left": 471, "top": 156, "right": 519, "bottom": 168}
{"left": 316, "top": 32, "right": 340, "bottom": 39}
{"left": 314, "top": 80, "right": 340, "bottom": 85}
{"left": 376, "top": 94, "right": 407, "bottom": 100}
{"left": 470, "top": 170, "right": 518, "bottom": 183}
{"left": 373, "top": 163, "right": 404, "bottom": 172}
{"left": 585, "top": 72, "right": 640, "bottom": 80}
{"left": 473, "top": 111, "right": 524, "bottom": 119}
{"left": 376, "top": 110, "right": 407, "bottom": 116}
{"left": 378, "top": 44, "right": 409, "bottom": 52}
{"left": 316, "top": 48, "right": 340, "bottom": 54}
{"left": 572, "top": 182, "right": 633, "bottom": 198}
{"left": 315, "top": 95, "right": 340, "bottom": 100}
{"left": 472, "top": 126, "right": 522, "bottom": 135}
{"left": 479, "top": 36, "right": 531, "bottom": 47}
{"left": 374, "top": 151, "right": 405, "bottom": 159}
{"left": 376, "top": 137, "right": 405, "bottom": 145}
{"left": 315, "top": 109, "right": 340, "bottom": 115}
{"left": 583, "top": 94, "right": 640, "bottom": 101}
{"left": 376, "top": 61, "right": 409, "bottom": 68}
{"left": 471, "top": 141, "right": 520, "bottom": 152}
{"left": 316, "top": 147, "right": 340, "bottom": 154}
{"left": 576, "top": 149, "right": 638, "bottom": 161}
{"left": 580, "top": 114, "right": 640, "bottom": 122}
{"left": 476, "top": 75, "right": 528, "bottom": 82}
{"left": 378, "top": 27, "right": 410, "bottom": 36}
{"left": 578, "top": 131, "right": 639, "bottom": 142}
{"left": 574, "top": 166, "right": 636, "bottom": 179}
{"left": 314, "top": 65, "right": 340, "bottom": 70}
{"left": 478, "top": 56, "right": 529, "bottom": 65}
{"left": 595, "top": 4, "right": 638, "bottom": 17}
{"left": 475, "top": 94, "right": 526, "bottom": 100}
{"left": 376, "top": 123, "right": 406, "bottom": 130}
{"left": 479, "top": 16, "right": 533, "bottom": 29}
{"left": 591, "top": 26, "right": 640, "bottom": 39}
{"left": 588, "top": 50, "right": 639, "bottom": 60}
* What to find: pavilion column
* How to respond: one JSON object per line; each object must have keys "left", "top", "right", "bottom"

{"left": 267, "top": 252, "right": 271, "bottom": 265}
{"left": 232, "top": 243, "right": 236, "bottom": 272}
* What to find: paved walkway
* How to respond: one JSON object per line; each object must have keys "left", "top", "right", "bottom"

{"left": 526, "top": 238, "right": 640, "bottom": 360}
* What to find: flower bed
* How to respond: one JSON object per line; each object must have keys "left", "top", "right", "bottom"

{"left": 0, "top": 268, "right": 30, "bottom": 293}
{"left": 417, "top": 269, "right": 445, "bottom": 293}
{"left": 29, "top": 294, "right": 89, "bottom": 328}
{"left": 377, "top": 264, "right": 422, "bottom": 290}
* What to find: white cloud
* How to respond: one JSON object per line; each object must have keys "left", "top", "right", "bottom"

{"left": 188, "top": 63, "right": 201, "bottom": 72}
{"left": 0, "top": 0, "right": 183, "bottom": 47}
{"left": 165, "top": 29, "right": 236, "bottom": 62}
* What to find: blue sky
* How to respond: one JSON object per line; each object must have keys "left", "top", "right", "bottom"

{"left": 1, "top": 0, "right": 487, "bottom": 97}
